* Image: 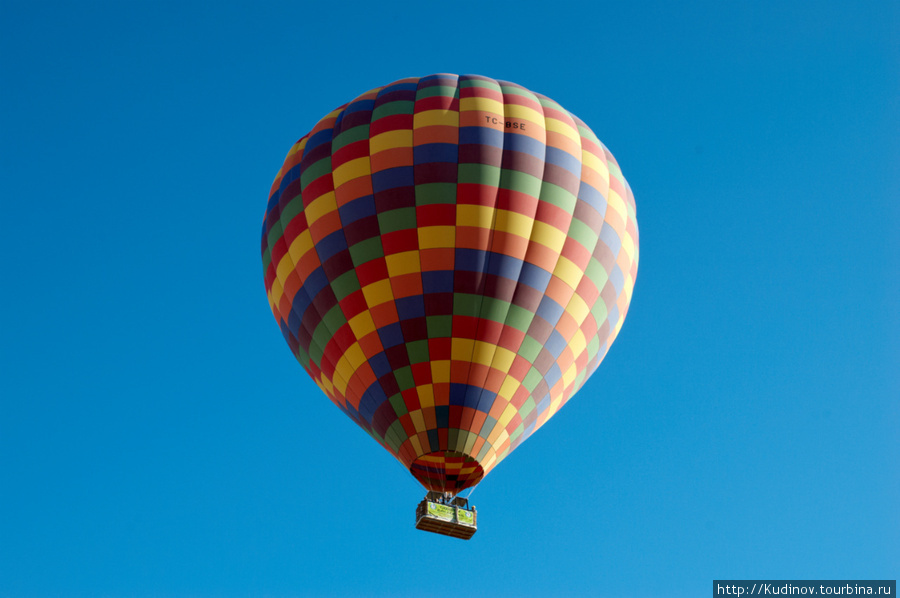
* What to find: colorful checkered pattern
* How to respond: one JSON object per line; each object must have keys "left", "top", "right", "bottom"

{"left": 262, "top": 75, "right": 639, "bottom": 492}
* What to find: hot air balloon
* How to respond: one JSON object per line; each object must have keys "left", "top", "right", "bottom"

{"left": 261, "top": 74, "right": 638, "bottom": 539}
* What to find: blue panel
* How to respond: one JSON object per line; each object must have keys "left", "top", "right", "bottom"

{"left": 535, "top": 296, "right": 564, "bottom": 326}
{"left": 359, "top": 385, "right": 389, "bottom": 425}
{"left": 486, "top": 252, "right": 524, "bottom": 281}
{"left": 576, "top": 181, "right": 608, "bottom": 216}
{"left": 368, "top": 352, "right": 392, "bottom": 378}
{"left": 455, "top": 248, "right": 489, "bottom": 273}
{"left": 518, "top": 262, "right": 552, "bottom": 292}
{"left": 502, "top": 131, "right": 545, "bottom": 160}
{"left": 609, "top": 264, "right": 625, "bottom": 295}
{"left": 315, "top": 229, "right": 348, "bottom": 262}
{"left": 345, "top": 99, "right": 376, "bottom": 114}
{"left": 414, "top": 143, "right": 458, "bottom": 165}
{"left": 372, "top": 166, "right": 414, "bottom": 193}
{"left": 599, "top": 222, "right": 622, "bottom": 255}
{"left": 306, "top": 128, "right": 334, "bottom": 152}
{"left": 545, "top": 146, "right": 582, "bottom": 177}
{"left": 396, "top": 295, "right": 425, "bottom": 319}
{"left": 545, "top": 329, "right": 568, "bottom": 358}
{"left": 459, "top": 126, "right": 503, "bottom": 148}
{"left": 377, "top": 322, "right": 405, "bottom": 348}
{"left": 422, "top": 270, "right": 454, "bottom": 293}
{"left": 338, "top": 195, "right": 376, "bottom": 224}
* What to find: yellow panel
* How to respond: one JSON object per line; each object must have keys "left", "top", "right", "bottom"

{"left": 361, "top": 279, "right": 394, "bottom": 307}
{"left": 460, "top": 96, "right": 503, "bottom": 114}
{"left": 414, "top": 109, "right": 459, "bottom": 128}
{"left": 451, "top": 338, "right": 475, "bottom": 361}
{"left": 620, "top": 230, "right": 636, "bottom": 262}
{"left": 552, "top": 256, "right": 583, "bottom": 290}
{"left": 409, "top": 409, "right": 426, "bottom": 433}
{"left": 498, "top": 402, "right": 518, "bottom": 428}
{"left": 566, "top": 294, "right": 590, "bottom": 325}
{"left": 385, "top": 250, "right": 421, "bottom": 277}
{"left": 491, "top": 346, "right": 515, "bottom": 372}
{"left": 418, "top": 226, "right": 455, "bottom": 249}
{"left": 472, "top": 341, "right": 496, "bottom": 367}
{"left": 430, "top": 360, "right": 451, "bottom": 383}
{"left": 503, "top": 103, "right": 543, "bottom": 125}
{"left": 498, "top": 375, "right": 520, "bottom": 400}
{"left": 370, "top": 129, "right": 413, "bottom": 154}
{"left": 457, "top": 204, "right": 494, "bottom": 228}
{"left": 567, "top": 329, "right": 587, "bottom": 359}
{"left": 463, "top": 431, "right": 477, "bottom": 454}
{"left": 304, "top": 192, "right": 338, "bottom": 226}
{"left": 544, "top": 117, "right": 581, "bottom": 145}
{"left": 417, "top": 384, "right": 435, "bottom": 409}
{"left": 268, "top": 279, "right": 283, "bottom": 311}
{"left": 607, "top": 189, "right": 627, "bottom": 222}
{"left": 332, "top": 157, "right": 371, "bottom": 188}
{"left": 409, "top": 434, "right": 424, "bottom": 457}
{"left": 582, "top": 150, "right": 609, "bottom": 182}
{"left": 344, "top": 342, "right": 367, "bottom": 371}
{"left": 530, "top": 220, "right": 567, "bottom": 250}
{"left": 287, "top": 229, "right": 314, "bottom": 263}
{"left": 332, "top": 360, "right": 350, "bottom": 395}
{"left": 494, "top": 209, "right": 535, "bottom": 239}
{"left": 562, "top": 362, "right": 577, "bottom": 389}
{"left": 275, "top": 254, "right": 298, "bottom": 286}
{"left": 348, "top": 311, "right": 376, "bottom": 339}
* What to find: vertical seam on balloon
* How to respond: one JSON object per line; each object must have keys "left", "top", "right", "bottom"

{"left": 468, "top": 80, "right": 549, "bottom": 471}
{"left": 452, "top": 75, "right": 507, "bottom": 470}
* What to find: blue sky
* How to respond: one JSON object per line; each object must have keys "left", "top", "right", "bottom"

{"left": 1, "top": 1, "right": 897, "bottom": 597}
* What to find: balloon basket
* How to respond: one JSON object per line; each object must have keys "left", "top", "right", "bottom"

{"left": 415, "top": 491, "right": 477, "bottom": 540}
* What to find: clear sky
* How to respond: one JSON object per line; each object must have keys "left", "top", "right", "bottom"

{"left": 1, "top": 1, "right": 897, "bottom": 597}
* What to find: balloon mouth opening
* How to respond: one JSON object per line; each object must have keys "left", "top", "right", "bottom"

{"left": 409, "top": 451, "right": 484, "bottom": 493}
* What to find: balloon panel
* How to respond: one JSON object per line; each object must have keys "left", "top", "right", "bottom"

{"left": 262, "top": 75, "right": 638, "bottom": 491}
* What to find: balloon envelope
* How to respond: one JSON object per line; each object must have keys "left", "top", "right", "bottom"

{"left": 262, "top": 74, "right": 638, "bottom": 492}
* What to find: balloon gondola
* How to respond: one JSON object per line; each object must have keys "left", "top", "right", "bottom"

{"left": 261, "top": 74, "right": 638, "bottom": 538}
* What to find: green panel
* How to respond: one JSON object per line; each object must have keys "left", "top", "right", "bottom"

{"left": 453, "top": 293, "right": 482, "bottom": 317}
{"left": 378, "top": 207, "right": 417, "bottom": 234}
{"left": 372, "top": 100, "right": 414, "bottom": 120}
{"left": 300, "top": 157, "right": 332, "bottom": 189}
{"left": 389, "top": 393, "right": 408, "bottom": 417}
{"left": 567, "top": 218, "right": 600, "bottom": 252}
{"left": 518, "top": 336, "right": 543, "bottom": 362}
{"left": 322, "top": 304, "right": 347, "bottom": 331}
{"left": 585, "top": 257, "right": 609, "bottom": 290}
{"left": 416, "top": 85, "right": 459, "bottom": 99}
{"left": 349, "top": 237, "right": 384, "bottom": 265}
{"left": 330, "top": 270, "right": 361, "bottom": 300}
{"left": 406, "top": 340, "right": 430, "bottom": 364}
{"left": 458, "top": 163, "right": 501, "bottom": 186}
{"left": 332, "top": 124, "right": 370, "bottom": 151}
{"left": 394, "top": 366, "right": 414, "bottom": 391}
{"left": 279, "top": 194, "right": 305, "bottom": 228}
{"left": 519, "top": 397, "right": 536, "bottom": 419}
{"left": 384, "top": 419, "right": 406, "bottom": 451}
{"left": 426, "top": 315, "right": 452, "bottom": 338}
{"left": 479, "top": 296, "right": 511, "bottom": 324}
{"left": 415, "top": 182, "right": 457, "bottom": 204}
{"left": 499, "top": 168, "right": 542, "bottom": 196}
{"left": 523, "top": 367, "right": 543, "bottom": 392}
{"left": 506, "top": 304, "right": 535, "bottom": 333}
{"left": 537, "top": 181, "right": 577, "bottom": 212}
